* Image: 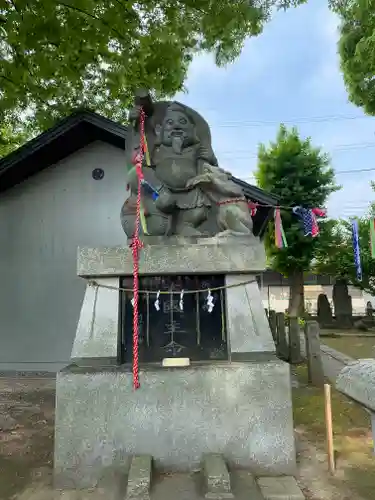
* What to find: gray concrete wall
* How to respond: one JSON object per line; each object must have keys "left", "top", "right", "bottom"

{"left": 261, "top": 284, "right": 366, "bottom": 314}
{"left": 54, "top": 362, "right": 296, "bottom": 488}
{"left": 0, "top": 141, "right": 128, "bottom": 372}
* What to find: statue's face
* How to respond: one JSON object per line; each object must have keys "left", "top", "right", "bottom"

{"left": 161, "top": 108, "right": 195, "bottom": 146}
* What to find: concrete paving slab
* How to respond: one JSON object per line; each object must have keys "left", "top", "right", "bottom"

{"left": 257, "top": 476, "right": 305, "bottom": 500}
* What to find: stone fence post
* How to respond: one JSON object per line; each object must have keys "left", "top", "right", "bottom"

{"left": 276, "top": 312, "right": 288, "bottom": 361}
{"left": 288, "top": 317, "right": 302, "bottom": 364}
{"left": 268, "top": 309, "right": 277, "bottom": 344}
{"left": 304, "top": 321, "right": 325, "bottom": 387}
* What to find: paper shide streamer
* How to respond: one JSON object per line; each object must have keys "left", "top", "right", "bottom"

{"left": 179, "top": 290, "right": 184, "bottom": 311}
{"left": 154, "top": 291, "right": 161, "bottom": 311}
{"left": 206, "top": 289, "right": 214, "bottom": 313}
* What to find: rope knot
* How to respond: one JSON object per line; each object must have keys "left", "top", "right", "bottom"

{"left": 130, "top": 236, "right": 144, "bottom": 259}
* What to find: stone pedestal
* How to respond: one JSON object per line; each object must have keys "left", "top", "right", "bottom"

{"left": 55, "top": 238, "right": 296, "bottom": 488}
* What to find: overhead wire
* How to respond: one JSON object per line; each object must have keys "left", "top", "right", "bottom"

{"left": 216, "top": 142, "right": 375, "bottom": 159}
{"left": 193, "top": 113, "right": 374, "bottom": 127}
{"left": 213, "top": 116, "right": 374, "bottom": 128}
{"left": 185, "top": 113, "right": 375, "bottom": 215}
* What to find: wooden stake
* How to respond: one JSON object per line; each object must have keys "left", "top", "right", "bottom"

{"left": 324, "top": 383, "right": 335, "bottom": 474}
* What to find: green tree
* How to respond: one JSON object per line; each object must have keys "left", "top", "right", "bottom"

{"left": 255, "top": 125, "right": 340, "bottom": 316}
{"left": 332, "top": 0, "right": 375, "bottom": 114}
{"left": 314, "top": 183, "right": 375, "bottom": 295}
{"left": 0, "top": 123, "right": 28, "bottom": 158}
{"left": 0, "top": 0, "right": 305, "bottom": 132}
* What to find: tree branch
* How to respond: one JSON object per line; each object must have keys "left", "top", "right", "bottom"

{"left": 9, "top": 0, "right": 20, "bottom": 13}
{"left": 57, "top": 1, "right": 126, "bottom": 41}
{"left": 0, "top": 74, "right": 16, "bottom": 85}
{"left": 112, "top": 0, "right": 128, "bottom": 9}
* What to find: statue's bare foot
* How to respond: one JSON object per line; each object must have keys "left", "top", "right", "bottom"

{"left": 177, "top": 225, "right": 204, "bottom": 237}
{"left": 215, "top": 229, "right": 248, "bottom": 238}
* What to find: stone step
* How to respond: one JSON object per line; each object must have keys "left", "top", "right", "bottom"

{"left": 122, "top": 454, "right": 305, "bottom": 500}
{"left": 202, "top": 453, "right": 234, "bottom": 499}
{"left": 125, "top": 455, "right": 152, "bottom": 500}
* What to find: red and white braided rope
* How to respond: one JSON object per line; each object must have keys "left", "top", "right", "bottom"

{"left": 131, "top": 108, "right": 146, "bottom": 390}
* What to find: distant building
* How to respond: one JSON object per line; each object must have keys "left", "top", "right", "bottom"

{"left": 258, "top": 270, "right": 366, "bottom": 315}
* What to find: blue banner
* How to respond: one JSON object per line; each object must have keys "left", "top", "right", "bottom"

{"left": 352, "top": 219, "right": 362, "bottom": 282}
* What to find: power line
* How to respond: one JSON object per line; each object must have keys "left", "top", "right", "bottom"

{"left": 216, "top": 142, "right": 375, "bottom": 159}
{"left": 238, "top": 166, "right": 375, "bottom": 183}
{"left": 209, "top": 114, "right": 374, "bottom": 128}
{"left": 335, "top": 167, "right": 375, "bottom": 174}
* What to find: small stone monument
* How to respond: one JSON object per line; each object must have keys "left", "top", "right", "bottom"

{"left": 332, "top": 279, "right": 353, "bottom": 328}
{"left": 53, "top": 91, "right": 297, "bottom": 490}
{"left": 366, "top": 301, "right": 374, "bottom": 324}
{"left": 317, "top": 293, "right": 333, "bottom": 328}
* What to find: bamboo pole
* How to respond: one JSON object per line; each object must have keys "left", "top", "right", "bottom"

{"left": 324, "top": 383, "right": 335, "bottom": 474}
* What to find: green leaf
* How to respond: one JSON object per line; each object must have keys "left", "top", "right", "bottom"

{"left": 331, "top": 0, "right": 375, "bottom": 114}
{"left": 0, "top": 0, "right": 306, "bottom": 134}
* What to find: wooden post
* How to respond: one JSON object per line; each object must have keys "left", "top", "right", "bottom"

{"left": 268, "top": 309, "right": 277, "bottom": 344}
{"left": 304, "top": 321, "right": 325, "bottom": 387}
{"left": 276, "top": 312, "right": 288, "bottom": 361}
{"left": 324, "top": 383, "right": 335, "bottom": 475}
{"left": 288, "top": 317, "right": 302, "bottom": 364}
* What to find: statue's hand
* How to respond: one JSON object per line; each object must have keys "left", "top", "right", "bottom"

{"left": 186, "top": 178, "right": 197, "bottom": 188}
{"left": 155, "top": 192, "right": 176, "bottom": 213}
{"left": 122, "top": 196, "right": 138, "bottom": 213}
{"left": 186, "top": 173, "right": 213, "bottom": 188}
{"left": 128, "top": 105, "right": 141, "bottom": 123}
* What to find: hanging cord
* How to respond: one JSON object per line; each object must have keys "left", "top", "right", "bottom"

{"left": 87, "top": 278, "right": 258, "bottom": 295}
{"left": 131, "top": 108, "right": 146, "bottom": 390}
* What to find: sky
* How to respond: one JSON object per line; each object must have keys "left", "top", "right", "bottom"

{"left": 174, "top": 0, "right": 375, "bottom": 220}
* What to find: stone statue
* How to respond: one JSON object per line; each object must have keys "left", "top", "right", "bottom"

{"left": 120, "top": 89, "right": 254, "bottom": 238}
{"left": 151, "top": 102, "right": 218, "bottom": 236}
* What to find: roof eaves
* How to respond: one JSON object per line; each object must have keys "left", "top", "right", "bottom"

{"left": 232, "top": 176, "right": 279, "bottom": 205}
{"left": 0, "top": 111, "right": 128, "bottom": 177}
{"left": 0, "top": 112, "right": 87, "bottom": 175}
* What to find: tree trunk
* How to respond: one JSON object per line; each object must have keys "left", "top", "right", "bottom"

{"left": 288, "top": 270, "right": 305, "bottom": 317}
